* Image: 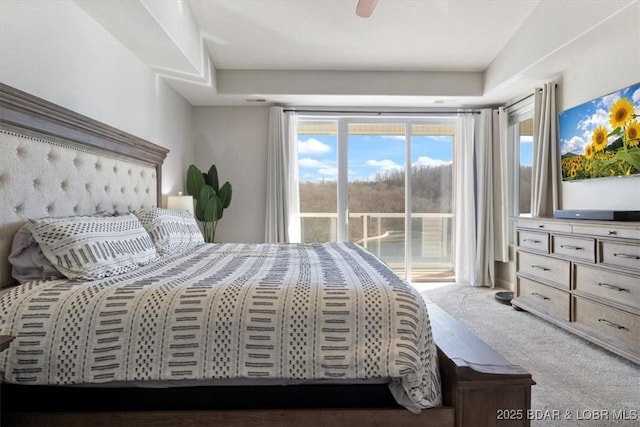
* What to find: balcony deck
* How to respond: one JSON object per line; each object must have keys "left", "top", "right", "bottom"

{"left": 300, "top": 212, "right": 454, "bottom": 282}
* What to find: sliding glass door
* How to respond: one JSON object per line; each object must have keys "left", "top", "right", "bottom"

{"left": 347, "top": 122, "right": 407, "bottom": 276}
{"left": 409, "top": 124, "right": 454, "bottom": 281}
{"left": 298, "top": 116, "right": 455, "bottom": 282}
{"left": 298, "top": 120, "right": 338, "bottom": 242}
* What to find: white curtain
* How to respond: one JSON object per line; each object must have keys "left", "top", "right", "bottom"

{"left": 494, "top": 107, "right": 511, "bottom": 262}
{"left": 455, "top": 110, "right": 500, "bottom": 287}
{"left": 531, "top": 83, "right": 559, "bottom": 217}
{"left": 474, "top": 109, "right": 495, "bottom": 287}
{"left": 454, "top": 113, "right": 476, "bottom": 286}
{"left": 265, "top": 106, "right": 301, "bottom": 243}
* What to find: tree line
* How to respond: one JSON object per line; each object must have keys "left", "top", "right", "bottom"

{"left": 299, "top": 164, "right": 531, "bottom": 241}
{"left": 299, "top": 165, "right": 453, "bottom": 242}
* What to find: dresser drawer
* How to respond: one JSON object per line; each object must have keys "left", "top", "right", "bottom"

{"left": 573, "top": 264, "right": 640, "bottom": 311}
{"left": 573, "top": 224, "right": 640, "bottom": 240}
{"left": 518, "top": 251, "right": 570, "bottom": 289}
{"left": 516, "top": 218, "right": 572, "bottom": 233}
{"left": 517, "top": 230, "right": 549, "bottom": 253}
{"left": 599, "top": 240, "right": 640, "bottom": 272}
{"left": 551, "top": 235, "right": 595, "bottom": 263}
{"left": 518, "top": 277, "right": 570, "bottom": 321}
{"left": 573, "top": 296, "right": 640, "bottom": 352}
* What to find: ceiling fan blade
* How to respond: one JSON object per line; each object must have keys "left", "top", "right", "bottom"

{"left": 356, "top": 0, "right": 378, "bottom": 18}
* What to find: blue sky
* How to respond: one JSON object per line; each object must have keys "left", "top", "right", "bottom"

{"left": 558, "top": 82, "right": 640, "bottom": 156}
{"left": 298, "top": 134, "right": 454, "bottom": 182}
{"left": 520, "top": 136, "right": 532, "bottom": 167}
{"left": 298, "top": 132, "right": 534, "bottom": 181}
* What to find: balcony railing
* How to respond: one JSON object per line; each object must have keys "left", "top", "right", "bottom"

{"left": 300, "top": 212, "right": 454, "bottom": 281}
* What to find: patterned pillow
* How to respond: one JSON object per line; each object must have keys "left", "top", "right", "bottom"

{"left": 29, "top": 213, "right": 157, "bottom": 280}
{"left": 134, "top": 207, "right": 204, "bottom": 256}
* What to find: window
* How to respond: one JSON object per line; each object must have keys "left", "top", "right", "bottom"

{"left": 506, "top": 99, "right": 534, "bottom": 217}
{"left": 297, "top": 116, "right": 455, "bottom": 282}
{"left": 518, "top": 118, "right": 533, "bottom": 215}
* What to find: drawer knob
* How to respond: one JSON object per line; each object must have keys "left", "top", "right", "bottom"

{"left": 598, "top": 318, "right": 627, "bottom": 330}
{"left": 523, "top": 239, "right": 542, "bottom": 243}
{"left": 613, "top": 253, "right": 640, "bottom": 260}
{"left": 531, "top": 292, "right": 550, "bottom": 301}
{"left": 538, "top": 225, "right": 545, "bottom": 229}
{"left": 608, "top": 230, "right": 617, "bottom": 236}
{"left": 560, "top": 244, "right": 583, "bottom": 251}
{"left": 597, "top": 283, "right": 628, "bottom": 292}
{"left": 531, "top": 265, "right": 550, "bottom": 271}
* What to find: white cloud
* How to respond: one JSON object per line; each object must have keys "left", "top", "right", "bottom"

{"left": 366, "top": 159, "right": 403, "bottom": 171}
{"left": 380, "top": 135, "right": 406, "bottom": 141}
{"left": 561, "top": 136, "right": 586, "bottom": 155}
{"left": 318, "top": 167, "right": 338, "bottom": 177}
{"left": 632, "top": 88, "right": 640, "bottom": 104}
{"left": 429, "top": 135, "right": 452, "bottom": 141}
{"left": 413, "top": 156, "right": 452, "bottom": 167}
{"left": 298, "top": 138, "right": 331, "bottom": 155}
{"left": 600, "top": 93, "right": 620, "bottom": 110}
{"left": 520, "top": 136, "right": 533, "bottom": 144}
{"left": 577, "top": 108, "right": 608, "bottom": 131}
{"left": 299, "top": 158, "right": 327, "bottom": 168}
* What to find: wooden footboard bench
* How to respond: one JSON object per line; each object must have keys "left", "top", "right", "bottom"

{"left": 427, "top": 300, "right": 534, "bottom": 427}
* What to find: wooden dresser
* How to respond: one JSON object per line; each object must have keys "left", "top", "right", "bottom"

{"left": 513, "top": 216, "right": 640, "bottom": 364}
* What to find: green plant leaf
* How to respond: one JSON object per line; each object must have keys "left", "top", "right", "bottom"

{"left": 616, "top": 148, "right": 640, "bottom": 173}
{"left": 186, "top": 165, "right": 206, "bottom": 201}
{"left": 204, "top": 195, "right": 220, "bottom": 224}
{"left": 197, "top": 186, "right": 215, "bottom": 222}
{"left": 219, "top": 181, "right": 232, "bottom": 209}
{"left": 206, "top": 164, "right": 220, "bottom": 193}
{"left": 215, "top": 195, "right": 224, "bottom": 220}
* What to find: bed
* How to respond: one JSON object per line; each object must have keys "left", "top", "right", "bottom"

{"left": 0, "top": 83, "right": 533, "bottom": 426}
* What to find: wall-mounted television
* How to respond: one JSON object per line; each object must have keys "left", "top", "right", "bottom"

{"left": 558, "top": 82, "right": 640, "bottom": 181}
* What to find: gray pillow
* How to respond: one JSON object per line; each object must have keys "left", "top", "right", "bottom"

{"left": 9, "top": 223, "right": 65, "bottom": 283}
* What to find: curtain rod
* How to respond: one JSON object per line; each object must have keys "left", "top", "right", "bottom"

{"left": 503, "top": 83, "right": 558, "bottom": 111}
{"left": 503, "top": 93, "right": 534, "bottom": 111}
{"left": 282, "top": 109, "right": 481, "bottom": 115}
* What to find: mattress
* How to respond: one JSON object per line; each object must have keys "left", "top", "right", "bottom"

{"left": 0, "top": 242, "right": 441, "bottom": 412}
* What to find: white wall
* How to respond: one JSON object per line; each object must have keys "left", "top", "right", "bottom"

{"left": 491, "top": 1, "right": 640, "bottom": 290}
{"left": 0, "top": 0, "right": 194, "bottom": 199}
{"left": 193, "top": 107, "right": 270, "bottom": 243}
{"left": 556, "top": 4, "right": 640, "bottom": 210}
{"left": 488, "top": 0, "right": 640, "bottom": 211}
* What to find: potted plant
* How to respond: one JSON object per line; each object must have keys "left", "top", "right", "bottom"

{"left": 186, "top": 164, "right": 232, "bottom": 243}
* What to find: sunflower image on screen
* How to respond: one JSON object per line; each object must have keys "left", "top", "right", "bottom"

{"left": 559, "top": 83, "right": 640, "bottom": 181}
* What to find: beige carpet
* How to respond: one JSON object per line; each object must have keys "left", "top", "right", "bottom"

{"left": 419, "top": 283, "right": 640, "bottom": 427}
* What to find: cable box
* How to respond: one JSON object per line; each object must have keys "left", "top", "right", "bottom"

{"left": 554, "top": 210, "right": 640, "bottom": 221}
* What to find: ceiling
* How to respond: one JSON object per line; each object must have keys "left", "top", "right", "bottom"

{"left": 75, "top": 0, "right": 636, "bottom": 108}
{"left": 190, "top": 0, "right": 538, "bottom": 72}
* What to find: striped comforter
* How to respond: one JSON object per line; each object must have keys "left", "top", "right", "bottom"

{"left": 0, "top": 242, "right": 441, "bottom": 412}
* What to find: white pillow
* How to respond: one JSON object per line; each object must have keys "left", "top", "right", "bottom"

{"left": 134, "top": 207, "right": 204, "bottom": 256}
{"left": 29, "top": 213, "right": 157, "bottom": 280}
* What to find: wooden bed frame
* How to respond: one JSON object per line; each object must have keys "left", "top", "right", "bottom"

{"left": 0, "top": 83, "right": 533, "bottom": 427}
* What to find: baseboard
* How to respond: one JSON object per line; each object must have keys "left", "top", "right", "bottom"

{"left": 494, "top": 277, "right": 513, "bottom": 291}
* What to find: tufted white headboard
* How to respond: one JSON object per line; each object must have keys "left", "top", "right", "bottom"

{"left": 0, "top": 83, "right": 168, "bottom": 288}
